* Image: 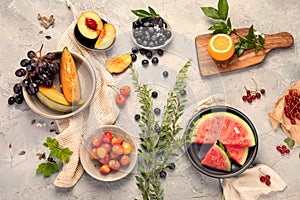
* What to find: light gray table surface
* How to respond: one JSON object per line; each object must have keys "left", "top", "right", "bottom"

{"left": 1, "top": 0, "right": 300, "bottom": 199}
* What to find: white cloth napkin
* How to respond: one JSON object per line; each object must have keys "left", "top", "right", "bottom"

{"left": 220, "top": 164, "right": 287, "bottom": 200}
{"left": 53, "top": 21, "right": 119, "bottom": 188}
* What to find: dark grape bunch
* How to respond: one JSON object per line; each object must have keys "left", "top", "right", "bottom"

{"left": 284, "top": 89, "right": 300, "bottom": 125}
{"left": 8, "top": 45, "right": 59, "bottom": 105}
{"left": 132, "top": 17, "right": 172, "bottom": 48}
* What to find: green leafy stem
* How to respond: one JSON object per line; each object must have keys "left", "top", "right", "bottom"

{"left": 36, "top": 137, "right": 73, "bottom": 177}
{"left": 131, "top": 59, "right": 191, "bottom": 200}
{"left": 201, "top": 0, "right": 265, "bottom": 56}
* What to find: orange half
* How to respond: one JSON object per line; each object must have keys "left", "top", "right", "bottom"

{"left": 207, "top": 34, "right": 235, "bottom": 61}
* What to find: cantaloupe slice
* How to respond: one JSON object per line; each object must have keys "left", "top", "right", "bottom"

{"left": 60, "top": 47, "right": 81, "bottom": 104}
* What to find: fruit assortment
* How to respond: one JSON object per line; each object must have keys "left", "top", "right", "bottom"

{"left": 8, "top": 46, "right": 83, "bottom": 113}
{"left": 89, "top": 131, "right": 133, "bottom": 175}
{"left": 75, "top": 11, "right": 116, "bottom": 50}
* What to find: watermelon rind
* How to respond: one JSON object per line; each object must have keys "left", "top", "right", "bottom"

{"left": 201, "top": 142, "right": 232, "bottom": 172}
{"left": 224, "top": 144, "right": 249, "bottom": 166}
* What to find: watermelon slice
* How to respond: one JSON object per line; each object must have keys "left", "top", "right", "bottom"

{"left": 192, "top": 113, "right": 228, "bottom": 144}
{"left": 219, "top": 113, "right": 256, "bottom": 147}
{"left": 192, "top": 112, "right": 256, "bottom": 147}
{"left": 224, "top": 145, "right": 249, "bottom": 165}
{"left": 201, "top": 142, "right": 231, "bottom": 172}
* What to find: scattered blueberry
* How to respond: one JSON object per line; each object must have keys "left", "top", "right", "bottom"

{"left": 162, "top": 71, "right": 169, "bottom": 77}
{"left": 168, "top": 163, "right": 176, "bottom": 170}
{"left": 159, "top": 170, "right": 167, "bottom": 178}
{"left": 134, "top": 114, "right": 141, "bottom": 121}
{"left": 146, "top": 50, "right": 152, "bottom": 59}
{"left": 151, "top": 57, "right": 159, "bottom": 65}
{"left": 154, "top": 108, "right": 161, "bottom": 115}
{"left": 131, "top": 53, "right": 137, "bottom": 62}
{"left": 151, "top": 91, "right": 158, "bottom": 98}
{"left": 157, "top": 49, "right": 164, "bottom": 56}
{"left": 155, "top": 124, "right": 161, "bottom": 133}
{"left": 139, "top": 48, "right": 146, "bottom": 55}
{"left": 142, "top": 59, "right": 149, "bottom": 67}
{"left": 132, "top": 47, "right": 139, "bottom": 54}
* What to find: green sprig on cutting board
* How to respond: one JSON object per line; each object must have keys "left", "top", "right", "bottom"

{"left": 201, "top": 0, "right": 265, "bottom": 56}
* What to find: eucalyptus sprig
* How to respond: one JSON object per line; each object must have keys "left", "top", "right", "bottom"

{"left": 201, "top": 0, "right": 265, "bottom": 56}
{"left": 131, "top": 59, "right": 192, "bottom": 200}
{"left": 131, "top": 6, "right": 160, "bottom": 19}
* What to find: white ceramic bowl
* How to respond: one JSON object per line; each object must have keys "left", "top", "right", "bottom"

{"left": 23, "top": 50, "right": 96, "bottom": 119}
{"left": 80, "top": 125, "right": 138, "bottom": 182}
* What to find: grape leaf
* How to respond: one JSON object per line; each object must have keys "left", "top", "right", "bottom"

{"left": 36, "top": 137, "right": 73, "bottom": 178}
{"left": 36, "top": 162, "right": 59, "bottom": 177}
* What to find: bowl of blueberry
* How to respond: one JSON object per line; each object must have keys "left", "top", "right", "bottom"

{"left": 131, "top": 7, "right": 173, "bottom": 49}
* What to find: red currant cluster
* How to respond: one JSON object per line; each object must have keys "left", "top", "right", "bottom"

{"left": 276, "top": 145, "right": 290, "bottom": 154}
{"left": 242, "top": 79, "right": 265, "bottom": 104}
{"left": 259, "top": 174, "right": 271, "bottom": 186}
{"left": 242, "top": 88, "right": 265, "bottom": 103}
{"left": 284, "top": 89, "right": 300, "bottom": 125}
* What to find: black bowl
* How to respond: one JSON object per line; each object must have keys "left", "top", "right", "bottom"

{"left": 184, "top": 105, "right": 258, "bottom": 178}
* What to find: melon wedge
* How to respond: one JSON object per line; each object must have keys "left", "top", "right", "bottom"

{"left": 201, "top": 142, "right": 231, "bottom": 172}
{"left": 224, "top": 145, "right": 249, "bottom": 165}
{"left": 37, "top": 85, "right": 83, "bottom": 113}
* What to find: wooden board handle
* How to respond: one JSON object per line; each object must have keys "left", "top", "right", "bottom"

{"left": 265, "top": 32, "right": 294, "bottom": 52}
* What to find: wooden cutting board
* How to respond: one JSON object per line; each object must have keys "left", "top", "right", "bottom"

{"left": 195, "top": 28, "right": 294, "bottom": 76}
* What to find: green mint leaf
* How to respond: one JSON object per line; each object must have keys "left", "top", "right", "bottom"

{"left": 227, "top": 17, "right": 232, "bottom": 29}
{"left": 258, "top": 35, "right": 265, "bottom": 47}
{"left": 208, "top": 21, "right": 228, "bottom": 33}
{"left": 236, "top": 48, "right": 244, "bottom": 57}
{"left": 248, "top": 25, "right": 254, "bottom": 38}
{"left": 148, "top": 6, "right": 159, "bottom": 17}
{"left": 284, "top": 137, "right": 295, "bottom": 148}
{"left": 131, "top": 9, "right": 151, "bottom": 18}
{"left": 201, "top": 7, "right": 222, "bottom": 19}
{"left": 36, "top": 162, "right": 59, "bottom": 177}
{"left": 218, "top": 0, "right": 229, "bottom": 20}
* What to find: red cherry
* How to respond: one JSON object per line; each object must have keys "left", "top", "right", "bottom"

{"left": 265, "top": 175, "right": 270, "bottom": 180}
{"left": 260, "top": 176, "right": 266, "bottom": 182}
{"left": 265, "top": 179, "right": 271, "bottom": 186}
{"left": 260, "top": 89, "right": 265, "bottom": 94}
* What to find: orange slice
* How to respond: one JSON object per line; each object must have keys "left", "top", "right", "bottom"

{"left": 207, "top": 34, "right": 235, "bottom": 61}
